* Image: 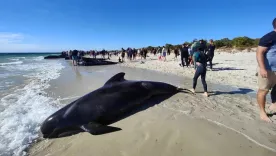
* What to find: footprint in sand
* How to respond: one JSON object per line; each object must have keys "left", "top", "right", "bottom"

{"left": 143, "top": 132, "right": 150, "bottom": 141}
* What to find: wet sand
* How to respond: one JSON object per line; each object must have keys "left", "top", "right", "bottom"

{"left": 29, "top": 60, "right": 276, "bottom": 156}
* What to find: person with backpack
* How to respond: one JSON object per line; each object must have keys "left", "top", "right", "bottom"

{"left": 191, "top": 47, "right": 208, "bottom": 97}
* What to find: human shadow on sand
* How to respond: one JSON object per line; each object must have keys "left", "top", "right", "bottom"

{"left": 206, "top": 88, "right": 255, "bottom": 97}
{"left": 51, "top": 93, "right": 177, "bottom": 138}
{"left": 211, "top": 67, "right": 245, "bottom": 71}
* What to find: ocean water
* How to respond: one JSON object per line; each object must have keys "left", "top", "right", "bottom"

{"left": 0, "top": 53, "right": 64, "bottom": 156}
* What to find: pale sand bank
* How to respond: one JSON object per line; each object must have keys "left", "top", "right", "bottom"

{"left": 29, "top": 61, "right": 276, "bottom": 156}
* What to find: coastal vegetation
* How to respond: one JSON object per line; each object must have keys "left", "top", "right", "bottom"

{"left": 145, "top": 36, "right": 260, "bottom": 51}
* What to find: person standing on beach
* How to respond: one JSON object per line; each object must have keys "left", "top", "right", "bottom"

{"left": 191, "top": 47, "right": 208, "bottom": 97}
{"left": 199, "top": 39, "right": 207, "bottom": 53}
{"left": 121, "top": 48, "right": 125, "bottom": 62}
{"left": 256, "top": 18, "right": 276, "bottom": 122}
{"left": 162, "top": 46, "right": 167, "bottom": 61}
{"left": 143, "top": 48, "right": 147, "bottom": 59}
{"left": 174, "top": 47, "right": 179, "bottom": 59}
{"left": 207, "top": 39, "right": 216, "bottom": 70}
{"left": 72, "top": 50, "right": 78, "bottom": 66}
{"left": 180, "top": 44, "right": 189, "bottom": 67}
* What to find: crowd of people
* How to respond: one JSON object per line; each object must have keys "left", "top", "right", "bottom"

{"left": 61, "top": 18, "right": 276, "bottom": 123}
{"left": 118, "top": 39, "right": 216, "bottom": 97}
{"left": 63, "top": 49, "right": 118, "bottom": 66}
{"left": 116, "top": 17, "right": 276, "bottom": 123}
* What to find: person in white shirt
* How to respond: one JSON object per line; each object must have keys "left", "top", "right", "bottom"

{"left": 162, "top": 46, "right": 167, "bottom": 61}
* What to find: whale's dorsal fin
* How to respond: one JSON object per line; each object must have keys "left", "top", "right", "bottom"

{"left": 104, "top": 72, "right": 126, "bottom": 85}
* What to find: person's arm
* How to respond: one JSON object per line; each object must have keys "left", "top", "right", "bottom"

{"left": 256, "top": 34, "right": 271, "bottom": 78}
{"left": 256, "top": 46, "right": 268, "bottom": 77}
{"left": 193, "top": 54, "right": 197, "bottom": 69}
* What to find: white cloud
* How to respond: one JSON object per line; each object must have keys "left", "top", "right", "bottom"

{"left": 0, "top": 32, "right": 45, "bottom": 52}
{"left": 0, "top": 32, "right": 24, "bottom": 44}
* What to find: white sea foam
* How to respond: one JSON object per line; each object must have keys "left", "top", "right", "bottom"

{"left": 0, "top": 57, "right": 64, "bottom": 156}
{"left": 8, "top": 57, "right": 25, "bottom": 61}
{"left": 31, "top": 56, "right": 44, "bottom": 61}
{"left": 0, "top": 61, "right": 23, "bottom": 66}
{"left": 8, "top": 58, "right": 20, "bottom": 61}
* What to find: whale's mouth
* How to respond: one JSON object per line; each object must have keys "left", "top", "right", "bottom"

{"left": 41, "top": 133, "right": 51, "bottom": 138}
{"left": 177, "top": 88, "right": 195, "bottom": 94}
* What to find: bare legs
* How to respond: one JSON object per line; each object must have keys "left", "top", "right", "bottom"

{"left": 257, "top": 89, "right": 272, "bottom": 122}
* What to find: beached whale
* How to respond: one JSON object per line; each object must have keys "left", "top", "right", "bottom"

{"left": 40, "top": 72, "right": 192, "bottom": 138}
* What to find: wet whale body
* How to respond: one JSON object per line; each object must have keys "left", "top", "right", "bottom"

{"left": 40, "top": 72, "right": 192, "bottom": 138}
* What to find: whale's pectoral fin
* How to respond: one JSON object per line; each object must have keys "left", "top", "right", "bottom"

{"left": 80, "top": 122, "right": 122, "bottom": 135}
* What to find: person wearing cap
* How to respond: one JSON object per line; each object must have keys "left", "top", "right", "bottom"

{"left": 256, "top": 17, "right": 276, "bottom": 122}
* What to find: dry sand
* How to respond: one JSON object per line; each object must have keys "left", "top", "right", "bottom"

{"left": 120, "top": 52, "right": 258, "bottom": 90}
{"left": 29, "top": 53, "right": 276, "bottom": 156}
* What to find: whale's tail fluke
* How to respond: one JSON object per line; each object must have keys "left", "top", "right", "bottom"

{"left": 80, "top": 122, "right": 122, "bottom": 135}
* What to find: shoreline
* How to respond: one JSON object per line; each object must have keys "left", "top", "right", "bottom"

{"left": 28, "top": 59, "right": 276, "bottom": 156}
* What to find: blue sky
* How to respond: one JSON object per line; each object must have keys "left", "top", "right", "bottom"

{"left": 0, "top": 0, "right": 275, "bottom": 52}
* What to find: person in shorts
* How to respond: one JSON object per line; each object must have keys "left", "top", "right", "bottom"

{"left": 256, "top": 17, "right": 276, "bottom": 122}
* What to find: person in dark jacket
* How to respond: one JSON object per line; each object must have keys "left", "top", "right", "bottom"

{"left": 121, "top": 48, "right": 125, "bottom": 62}
{"left": 207, "top": 39, "right": 216, "bottom": 70}
{"left": 191, "top": 47, "right": 208, "bottom": 97}
{"left": 199, "top": 39, "right": 207, "bottom": 53}
{"left": 180, "top": 44, "right": 189, "bottom": 67}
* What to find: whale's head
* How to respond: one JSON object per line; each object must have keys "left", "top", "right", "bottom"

{"left": 40, "top": 102, "right": 83, "bottom": 138}
{"left": 40, "top": 113, "right": 61, "bottom": 138}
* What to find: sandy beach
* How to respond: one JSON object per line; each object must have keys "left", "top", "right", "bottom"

{"left": 119, "top": 52, "right": 259, "bottom": 90}
{"left": 28, "top": 53, "right": 276, "bottom": 156}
